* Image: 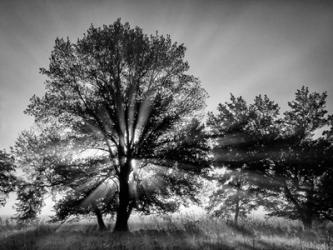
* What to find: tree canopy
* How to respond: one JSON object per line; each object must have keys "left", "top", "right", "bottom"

{"left": 21, "top": 19, "right": 210, "bottom": 231}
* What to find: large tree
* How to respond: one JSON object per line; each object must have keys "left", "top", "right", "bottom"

{"left": 24, "top": 19, "right": 209, "bottom": 231}
{"left": 14, "top": 120, "right": 206, "bottom": 229}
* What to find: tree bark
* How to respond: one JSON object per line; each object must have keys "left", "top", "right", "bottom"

{"left": 113, "top": 160, "right": 131, "bottom": 232}
{"left": 301, "top": 183, "right": 315, "bottom": 230}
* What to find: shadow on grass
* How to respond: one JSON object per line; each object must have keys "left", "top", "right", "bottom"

{"left": 226, "top": 222, "right": 255, "bottom": 237}
{"left": 256, "top": 239, "right": 293, "bottom": 250}
{"left": 0, "top": 225, "right": 55, "bottom": 250}
{"left": 1, "top": 220, "right": 329, "bottom": 250}
{"left": 0, "top": 226, "right": 236, "bottom": 250}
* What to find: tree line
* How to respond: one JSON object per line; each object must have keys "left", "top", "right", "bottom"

{"left": 0, "top": 19, "right": 332, "bottom": 232}
{"left": 207, "top": 89, "right": 333, "bottom": 228}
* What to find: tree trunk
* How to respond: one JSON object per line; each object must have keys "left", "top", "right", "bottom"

{"left": 302, "top": 208, "right": 313, "bottom": 230}
{"left": 283, "top": 183, "right": 311, "bottom": 228}
{"left": 302, "top": 217, "right": 313, "bottom": 230}
{"left": 113, "top": 161, "right": 131, "bottom": 232}
{"left": 234, "top": 197, "right": 240, "bottom": 225}
{"left": 234, "top": 182, "right": 241, "bottom": 225}
{"left": 94, "top": 207, "right": 107, "bottom": 231}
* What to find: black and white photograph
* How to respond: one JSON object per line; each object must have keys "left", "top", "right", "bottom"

{"left": 0, "top": 0, "right": 333, "bottom": 249}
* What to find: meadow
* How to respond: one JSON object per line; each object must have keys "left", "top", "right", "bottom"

{"left": 0, "top": 214, "right": 332, "bottom": 250}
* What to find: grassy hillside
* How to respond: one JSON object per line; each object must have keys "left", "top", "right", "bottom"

{"left": 0, "top": 215, "right": 332, "bottom": 250}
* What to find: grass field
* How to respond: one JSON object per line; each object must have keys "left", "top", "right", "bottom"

{"left": 0, "top": 214, "right": 332, "bottom": 250}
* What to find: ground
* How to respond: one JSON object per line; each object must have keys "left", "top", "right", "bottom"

{"left": 0, "top": 214, "right": 332, "bottom": 250}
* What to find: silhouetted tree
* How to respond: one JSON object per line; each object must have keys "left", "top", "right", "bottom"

{"left": 209, "top": 87, "right": 333, "bottom": 229}
{"left": 23, "top": 19, "right": 210, "bottom": 231}
{"left": 0, "top": 150, "right": 16, "bottom": 206}
{"left": 264, "top": 87, "right": 333, "bottom": 229}
{"left": 207, "top": 94, "right": 281, "bottom": 222}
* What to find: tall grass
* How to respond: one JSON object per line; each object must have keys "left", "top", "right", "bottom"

{"left": 0, "top": 214, "right": 332, "bottom": 250}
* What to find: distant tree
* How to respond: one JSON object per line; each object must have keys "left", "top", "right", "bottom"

{"left": 23, "top": 19, "right": 210, "bottom": 231}
{"left": 207, "top": 94, "right": 281, "bottom": 218}
{"left": 284, "top": 86, "right": 328, "bottom": 139}
{"left": 0, "top": 150, "right": 16, "bottom": 206}
{"left": 15, "top": 180, "right": 46, "bottom": 223}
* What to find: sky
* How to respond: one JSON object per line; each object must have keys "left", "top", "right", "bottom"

{"left": 1, "top": 0, "right": 333, "bottom": 215}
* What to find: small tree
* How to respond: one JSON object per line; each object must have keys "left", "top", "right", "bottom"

{"left": 23, "top": 19, "right": 210, "bottom": 231}
{"left": 207, "top": 167, "right": 259, "bottom": 225}
{"left": 15, "top": 180, "right": 46, "bottom": 223}
{"left": 0, "top": 150, "right": 16, "bottom": 206}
